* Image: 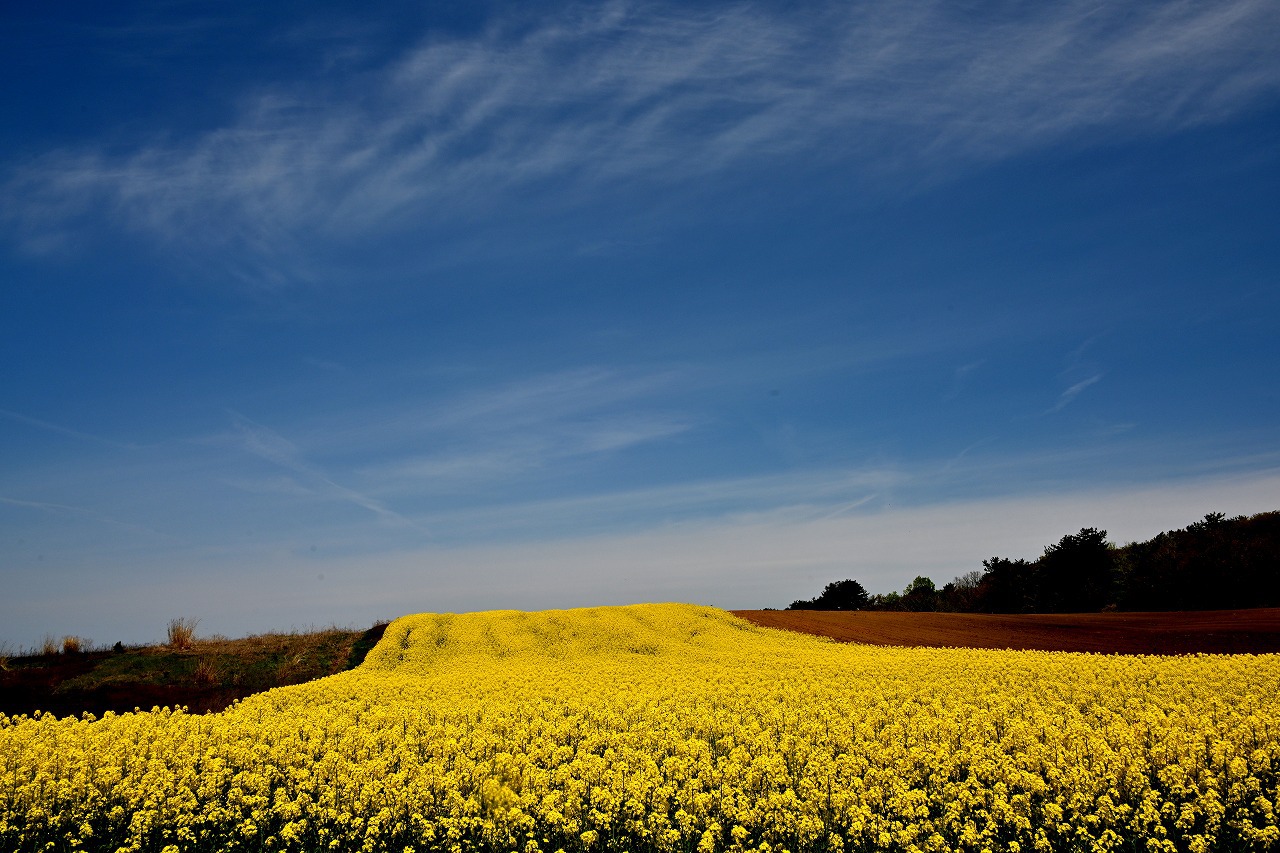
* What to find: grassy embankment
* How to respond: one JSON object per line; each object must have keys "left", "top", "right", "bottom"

{"left": 0, "top": 622, "right": 388, "bottom": 718}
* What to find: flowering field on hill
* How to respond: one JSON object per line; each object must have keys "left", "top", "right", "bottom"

{"left": 3, "top": 604, "right": 1279, "bottom": 853}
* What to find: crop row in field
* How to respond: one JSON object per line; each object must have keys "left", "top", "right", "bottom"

{"left": 3, "top": 604, "right": 1278, "bottom": 853}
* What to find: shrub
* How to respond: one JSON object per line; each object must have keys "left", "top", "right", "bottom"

{"left": 192, "top": 658, "right": 219, "bottom": 687}
{"left": 40, "top": 635, "right": 59, "bottom": 656}
{"left": 60, "top": 636, "right": 82, "bottom": 654}
{"left": 167, "top": 618, "right": 199, "bottom": 650}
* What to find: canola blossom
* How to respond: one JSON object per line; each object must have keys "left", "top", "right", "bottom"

{"left": 2, "top": 604, "right": 1279, "bottom": 853}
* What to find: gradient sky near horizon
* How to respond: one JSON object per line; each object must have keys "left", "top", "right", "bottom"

{"left": 3, "top": 0, "right": 1280, "bottom": 648}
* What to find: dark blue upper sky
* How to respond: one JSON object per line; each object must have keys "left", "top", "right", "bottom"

{"left": 3, "top": 0, "right": 1279, "bottom": 645}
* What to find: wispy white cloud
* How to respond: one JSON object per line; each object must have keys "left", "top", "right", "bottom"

{"left": 221, "top": 411, "right": 427, "bottom": 531}
{"left": 0, "top": 407, "right": 141, "bottom": 449}
{"left": 442, "top": 436, "right": 1280, "bottom": 542}
{"left": 363, "top": 449, "right": 542, "bottom": 485}
{"left": 404, "top": 367, "right": 682, "bottom": 434}
{"left": 571, "top": 417, "right": 691, "bottom": 453}
{"left": 1048, "top": 374, "right": 1103, "bottom": 413}
{"left": 216, "top": 474, "right": 316, "bottom": 498}
{"left": 6, "top": 0, "right": 1278, "bottom": 271}
{"left": 369, "top": 465, "right": 903, "bottom": 542}
{"left": 939, "top": 436, "right": 998, "bottom": 473}
{"left": 361, "top": 415, "right": 692, "bottom": 489}
{"left": 0, "top": 494, "right": 179, "bottom": 541}
{"left": 0, "top": 494, "right": 88, "bottom": 514}
{"left": 289, "top": 367, "right": 699, "bottom": 491}
{"left": 942, "top": 360, "right": 985, "bottom": 401}
{"left": 303, "top": 367, "right": 682, "bottom": 454}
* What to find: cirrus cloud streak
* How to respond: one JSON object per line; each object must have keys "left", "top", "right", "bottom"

{"left": 6, "top": 0, "right": 1279, "bottom": 266}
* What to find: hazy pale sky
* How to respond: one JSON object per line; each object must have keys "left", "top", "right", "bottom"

{"left": 3, "top": 0, "right": 1279, "bottom": 647}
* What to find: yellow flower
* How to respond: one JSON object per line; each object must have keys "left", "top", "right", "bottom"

{"left": 2, "top": 604, "right": 1277, "bottom": 853}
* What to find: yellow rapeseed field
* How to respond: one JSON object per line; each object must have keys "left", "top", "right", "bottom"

{"left": 2, "top": 603, "right": 1278, "bottom": 853}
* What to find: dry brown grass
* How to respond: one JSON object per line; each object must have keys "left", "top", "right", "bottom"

{"left": 40, "top": 636, "right": 59, "bottom": 656}
{"left": 167, "top": 618, "right": 198, "bottom": 650}
{"left": 60, "top": 636, "right": 83, "bottom": 655}
{"left": 192, "top": 658, "right": 219, "bottom": 687}
{"left": 732, "top": 608, "right": 1280, "bottom": 654}
{"left": 3, "top": 621, "right": 391, "bottom": 718}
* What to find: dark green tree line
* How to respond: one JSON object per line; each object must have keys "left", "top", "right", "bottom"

{"left": 785, "top": 510, "right": 1280, "bottom": 613}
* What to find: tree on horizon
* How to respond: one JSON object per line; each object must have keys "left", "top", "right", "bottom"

{"left": 788, "top": 578, "right": 870, "bottom": 610}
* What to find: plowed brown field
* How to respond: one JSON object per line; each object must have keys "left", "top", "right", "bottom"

{"left": 730, "top": 608, "right": 1280, "bottom": 654}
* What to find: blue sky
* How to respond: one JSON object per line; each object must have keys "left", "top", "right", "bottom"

{"left": 3, "top": 0, "right": 1279, "bottom": 647}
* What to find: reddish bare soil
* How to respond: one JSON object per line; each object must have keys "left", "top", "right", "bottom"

{"left": 731, "top": 608, "right": 1280, "bottom": 654}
